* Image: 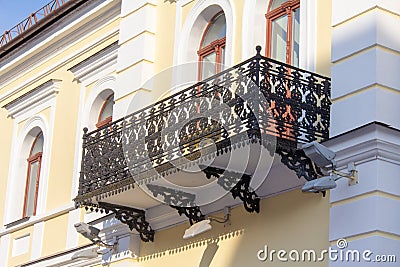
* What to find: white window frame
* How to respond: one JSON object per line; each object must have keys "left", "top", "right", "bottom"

{"left": 3, "top": 79, "right": 59, "bottom": 225}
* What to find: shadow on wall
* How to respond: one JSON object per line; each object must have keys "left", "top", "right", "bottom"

{"left": 199, "top": 241, "right": 219, "bottom": 267}
{"left": 138, "top": 229, "right": 244, "bottom": 264}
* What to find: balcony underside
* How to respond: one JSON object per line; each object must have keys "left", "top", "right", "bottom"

{"left": 74, "top": 47, "right": 331, "bottom": 241}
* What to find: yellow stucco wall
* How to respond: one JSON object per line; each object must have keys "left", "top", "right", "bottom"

{"left": 316, "top": 0, "right": 332, "bottom": 76}
{"left": 0, "top": 109, "right": 14, "bottom": 225}
{"left": 139, "top": 189, "right": 330, "bottom": 267}
{"left": 155, "top": 1, "right": 176, "bottom": 75}
{"left": 41, "top": 212, "right": 69, "bottom": 257}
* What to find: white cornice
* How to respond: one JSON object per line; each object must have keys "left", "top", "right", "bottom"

{"left": 0, "top": 28, "right": 118, "bottom": 105}
{"left": 69, "top": 42, "right": 118, "bottom": 84}
{"left": 324, "top": 122, "right": 400, "bottom": 168}
{"left": 2, "top": 79, "right": 61, "bottom": 119}
{"left": 0, "top": 0, "right": 120, "bottom": 99}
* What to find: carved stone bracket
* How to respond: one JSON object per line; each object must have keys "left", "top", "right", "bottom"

{"left": 98, "top": 202, "right": 154, "bottom": 242}
{"left": 171, "top": 206, "right": 206, "bottom": 225}
{"left": 202, "top": 166, "right": 260, "bottom": 213}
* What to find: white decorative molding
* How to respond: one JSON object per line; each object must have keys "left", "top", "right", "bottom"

{"left": 0, "top": 234, "right": 10, "bottom": 267}
{"left": 12, "top": 234, "right": 30, "bottom": 257}
{"left": 69, "top": 42, "right": 119, "bottom": 85}
{"left": 0, "top": 204, "right": 75, "bottom": 236}
{"left": 324, "top": 122, "right": 400, "bottom": 168}
{"left": 2, "top": 79, "right": 61, "bottom": 119}
{"left": 71, "top": 75, "right": 116, "bottom": 201}
{"left": 18, "top": 244, "right": 101, "bottom": 267}
{"left": 30, "top": 222, "right": 44, "bottom": 261}
{"left": 65, "top": 209, "right": 81, "bottom": 249}
{"left": 175, "top": 0, "right": 235, "bottom": 69}
{"left": 0, "top": 0, "right": 120, "bottom": 91}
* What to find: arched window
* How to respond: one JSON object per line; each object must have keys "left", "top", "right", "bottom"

{"left": 198, "top": 12, "right": 226, "bottom": 80}
{"left": 266, "top": 0, "right": 300, "bottom": 66}
{"left": 96, "top": 94, "right": 114, "bottom": 128}
{"left": 23, "top": 132, "right": 44, "bottom": 217}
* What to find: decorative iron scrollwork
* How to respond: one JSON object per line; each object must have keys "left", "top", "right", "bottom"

{"left": 171, "top": 206, "right": 206, "bottom": 225}
{"left": 276, "top": 144, "right": 322, "bottom": 181}
{"left": 146, "top": 184, "right": 205, "bottom": 224}
{"left": 202, "top": 166, "right": 260, "bottom": 213}
{"left": 146, "top": 184, "right": 196, "bottom": 207}
{"left": 98, "top": 202, "right": 154, "bottom": 242}
{"left": 75, "top": 46, "right": 331, "bottom": 206}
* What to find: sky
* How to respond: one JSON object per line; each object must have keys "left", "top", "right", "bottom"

{"left": 0, "top": 0, "right": 52, "bottom": 34}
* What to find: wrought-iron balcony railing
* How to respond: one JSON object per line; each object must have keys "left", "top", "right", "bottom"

{"left": 75, "top": 46, "right": 331, "bottom": 210}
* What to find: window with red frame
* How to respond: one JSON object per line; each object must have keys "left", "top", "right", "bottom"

{"left": 96, "top": 94, "right": 114, "bottom": 128}
{"left": 266, "top": 0, "right": 300, "bottom": 66}
{"left": 23, "top": 132, "right": 44, "bottom": 217}
{"left": 198, "top": 12, "right": 226, "bottom": 80}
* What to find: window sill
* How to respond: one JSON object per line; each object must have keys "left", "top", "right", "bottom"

{"left": 4, "top": 217, "right": 30, "bottom": 228}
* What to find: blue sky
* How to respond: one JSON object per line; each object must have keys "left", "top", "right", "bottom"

{"left": 0, "top": 0, "right": 52, "bottom": 34}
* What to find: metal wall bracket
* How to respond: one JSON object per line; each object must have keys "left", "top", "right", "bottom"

{"left": 202, "top": 166, "right": 260, "bottom": 213}
{"left": 276, "top": 144, "right": 322, "bottom": 181}
{"left": 146, "top": 184, "right": 205, "bottom": 224}
{"left": 98, "top": 202, "right": 154, "bottom": 242}
{"left": 171, "top": 206, "right": 206, "bottom": 225}
{"left": 146, "top": 184, "right": 196, "bottom": 207}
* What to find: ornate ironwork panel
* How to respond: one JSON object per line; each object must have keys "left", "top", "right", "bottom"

{"left": 75, "top": 46, "right": 331, "bottom": 206}
{"left": 97, "top": 202, "right": 154, "bottom": 242}
{"left": 202, "top": 166, "right": 260, "bottom": 213}
{"left": 171, "top": 206, "right": 206, "bottom": 225}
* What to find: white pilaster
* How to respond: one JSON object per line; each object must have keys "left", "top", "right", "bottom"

{"left": 115, "top": 0, "right": 157, "bottom": 119}
{"left": 329, "top": 1, "right": 400, "bottom": 265}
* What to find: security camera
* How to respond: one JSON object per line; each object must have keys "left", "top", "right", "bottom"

{"left": 302, "top": 141, "right": 336, "bottom": 168}
{"left": 302, "top": 175, "right": 337, "bottom": 193}
{"left": 74, "top": 222, "right": 118, "bottom": 250}
{"left": 74, "top": 222, "right": 100, "bottom": 242}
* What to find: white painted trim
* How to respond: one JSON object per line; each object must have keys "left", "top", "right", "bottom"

{"left": 323, "top": 123, "right": 400, "bottom": 168}
{"left": 12, "top": 233, "right": 30, "bottom": 257}
{"left": 3, "top": 114, "right": 51, "bottom": 224}
{"left": 71, "top": 75, "right": 117, "bottom": 201}
{"left": 30, "top": 222, "right": 44, "bottom": 261}
{"left": 175, "top": 0, "right": 235, "bottom": 69}
{"left": 241, "top": 0, "right": 267, "bottom": 59}
{"left": 0, "top": 27, "right": 119, "bottom": 104}
{"left": 71, "top": 84, "right": 86, "bottom": 201}
{"left": 1, "top": 203, "right": 75, "bottom": 236}
{"left": 83, "top": 75, "right": 117, "bottom": 131}
{"left": 3, "top": 80, "right": 61, "bottom": 119}
{"left": 69, "top": 43, "right": 119, "bottom": 86}
{"left": 0, "top": 234, "right": 10, "bottom": 267}
{"left": 22, "top": 244, "right": 101, "bottom": 267}
{"left": 299, "top": 0, "right": 317, "bottom": 72}
{"left": 0, "top": 0, "right": 120, "bottom": 90}
{"left": 66, "top": 209, "right": 81, "bottom": 249}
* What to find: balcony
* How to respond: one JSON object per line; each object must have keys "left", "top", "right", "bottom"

{"left": 74, "top": 47, "right": 331, "bottom": 242}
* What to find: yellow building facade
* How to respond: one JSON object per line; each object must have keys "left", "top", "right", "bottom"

{"left": 0, "top": 0, "right": 341, "bottom": 266}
